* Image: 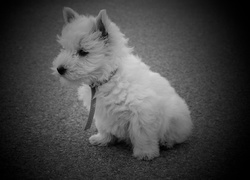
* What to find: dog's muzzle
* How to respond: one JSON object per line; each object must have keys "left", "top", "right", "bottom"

{"left": 57, "top": 66, "right": 67, "bottom": 75}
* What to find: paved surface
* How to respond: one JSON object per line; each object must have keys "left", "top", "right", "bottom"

{"left": 0, "top": 0, "right": 248, "bottom": 179}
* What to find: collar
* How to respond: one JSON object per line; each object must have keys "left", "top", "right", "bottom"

{"left": 89, "top": 68, "right": 118, "bottom": 89}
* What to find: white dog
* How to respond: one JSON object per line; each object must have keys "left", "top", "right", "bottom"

{"left": 52, "top": 7, "right": 193, "bottom": 160}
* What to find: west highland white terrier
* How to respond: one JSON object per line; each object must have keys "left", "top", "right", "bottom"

{"left": 52, "top": 7, "right": 193, "bottom": 160}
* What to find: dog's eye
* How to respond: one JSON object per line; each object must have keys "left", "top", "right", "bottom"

{"left": 77, "top": 49, "right": 89, "bottom": 56}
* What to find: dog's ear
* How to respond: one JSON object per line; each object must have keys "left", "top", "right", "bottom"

{"left": 96, "top": 9, "right": 109, "bottom": 38}
{"left": 63, "top": 7, "right": 79, "bottom": 24}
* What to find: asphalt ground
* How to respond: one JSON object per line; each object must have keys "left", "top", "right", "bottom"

{"left": 0, "top": 0, "right": 249, "bottom": 179}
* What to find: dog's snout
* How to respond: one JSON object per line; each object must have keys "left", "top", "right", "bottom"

{"left": 57, "top": 66, "right": 67, "bottom": 75}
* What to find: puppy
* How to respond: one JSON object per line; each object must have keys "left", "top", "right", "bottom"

{"left": 52, "top": 8, "right": 193, "bottom": 160}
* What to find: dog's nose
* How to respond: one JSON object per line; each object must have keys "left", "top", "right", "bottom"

{"left": 57, "top": 66, "right": 67, "bottom": 75}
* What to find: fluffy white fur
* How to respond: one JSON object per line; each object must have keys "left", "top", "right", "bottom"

{"left": 52, "top": 8, "right": 193, "bottom": 160}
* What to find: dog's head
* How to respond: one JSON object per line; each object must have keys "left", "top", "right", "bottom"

{"left": 52, "top": 8, "right": 130, "bottom": 86}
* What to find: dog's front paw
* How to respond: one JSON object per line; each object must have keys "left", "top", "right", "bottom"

{"left": 133, "top": 148, "right": 160, "bottom": 160}
{"left": 89, "top": 133, "right": 112, "bottom": 146}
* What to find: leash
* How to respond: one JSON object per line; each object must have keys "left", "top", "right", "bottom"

{"left": 83, "top": 68, "right": 118, "bottom": 130}
{"left": 84, "top": 86, "right": 97, "bottom": 130}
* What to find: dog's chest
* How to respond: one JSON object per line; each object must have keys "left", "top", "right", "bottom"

{"left": 95, "top": 95, "right": 132, "bottom": 139}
